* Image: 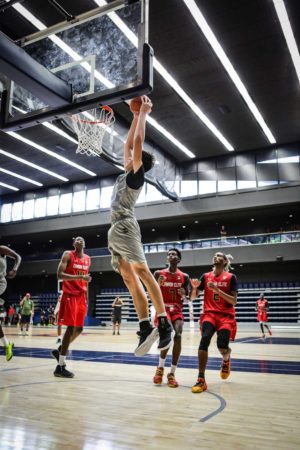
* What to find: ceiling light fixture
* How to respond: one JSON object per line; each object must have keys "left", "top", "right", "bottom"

{"left": 0, "top": 181, "right": 19, "bottom": 191}
{"left": 0, "top": 167, "right": 43, "bottom": 186}
{"left": 182, "top": 0, "right": 276, "bottom": 144}
{"left": 0, "top": 149, "right": 68, "bottom": 181}
{"left": 273, "top": 0, "right": 300, "bottom": 83}
{"left": 7, "top": 131, "right": 96, "bottom": 177}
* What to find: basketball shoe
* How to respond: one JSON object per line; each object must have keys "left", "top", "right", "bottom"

{"left": 5, "top": 342, "right": 14, "bottom": 361}
{"left": 54, "top": 365, "right": 74, "bottom": 378}
{"left": 220, "top": 357, "right": 231, "bottom": 380}
{"left": 153, "top": 367, "right": 164, "bottom": 384}
{"left": 191, "top": 377, "right": 207, "bottom": 393}
{"left": 134, "top": 327, "right": 159, "bottom": 357}
{"left": 157, "top": 316, "right": 173, "bottom": 351}
{"left": 167, "top": 373, "right": 179, "bottom": 388}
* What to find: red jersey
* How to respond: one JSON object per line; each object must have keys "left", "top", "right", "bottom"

{"left": 256, "top": 298, "right": 268, "bottom": 312}
{"left": 62, "top": 250, "right": 91, "bottom": 296}
{"left": 200, "top": 271, "right": 237, "bottom": 317}
{"left": 158, "top": 268, "right": 186, "bottom": 307}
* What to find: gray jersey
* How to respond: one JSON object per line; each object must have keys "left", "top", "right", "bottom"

{"left": 110, "top": 173, "right": 142, "bottom": 223}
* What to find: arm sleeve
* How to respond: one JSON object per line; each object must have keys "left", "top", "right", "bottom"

{"left": 230, "top": 274, "right": 238, "bottom": 292}
{"left": 126, "top": 165, "right": 145, "bottom": 190}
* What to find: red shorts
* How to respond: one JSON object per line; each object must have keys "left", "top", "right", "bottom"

{"left": 58, "top": 292, "right": 87, "bottom": 327}
{"left": 200, "top": 312, "right": 237, "bottom": 341}
{"left": 154, "top": 304, "right": 184, "bottom": 326}
{"left": 257, "top": 311, "right": 268, "bottom": 322}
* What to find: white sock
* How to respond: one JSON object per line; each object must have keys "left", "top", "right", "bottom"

{"left": 170, "top": 365, "right": 177, "bottom": 374}
{"left": 159, "top": 357, "right": 166, "bottom": 368}
{"left": 59, "top": 355, "right": 66, "bottom": 366}
{"left": 139, "top": 318, "right": 150, "bottom": 323}
{"left": 157, "top": 312, "right": 167, "bottom": 318}
{"left": 1, "top": 336, "right": 9, "bottom": 346}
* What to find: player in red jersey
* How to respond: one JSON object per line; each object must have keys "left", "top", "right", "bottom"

{"left": 256, "top": 293, "right": 272, "bottom": 338}
{"left": 190, "top": 252, "right": 238, "bottom": 393}
{"left": 52, "top": 237, "right": 91, "bottom": 378}
{"left": 152, "top": 249, "right": 190, "bottom": 388}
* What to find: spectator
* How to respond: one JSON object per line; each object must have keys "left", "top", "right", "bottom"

{"left": 220, "top": 225, "right": 227, "bottom": 244}
{"left": 8, "top": 305, "right": 15, "bottom": 326}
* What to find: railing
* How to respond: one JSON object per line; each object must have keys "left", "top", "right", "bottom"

{"left": 21, "top": 230, "right": 300, "bottom": 261}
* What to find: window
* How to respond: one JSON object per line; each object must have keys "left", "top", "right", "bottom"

{"left": 59, "top": 193, "right": 72, "bottom": 215}
{"left": 23, "top": 199, "right": 35, "bottom": 220}
{"left": 11, "top": 201, "right": 23, "bottom": 221}
{"left": 1, "top": 203, "right": 12, "bottom": 223}
{"left": 86, "top": 188, "right": 100, "bottom": 210}
{"left": 145, "top": 184, "right": 163, "bottom": 202}
{"left": 47, "top": 195, "right": 59, "bottom": 216}
{"left": 35, "top": 197, "right": 47, "bottom": 218}
{"left": 136, "top": 184, "right": 146, "bottom": 204}
{"left": 100, "top": 186, "right": 114, "bottom": 208}
{"left": 73, "top": 191, "right": 86, "bottom": 213}
{"left": 199, "top": 180, "right": 216, "bottom": 195}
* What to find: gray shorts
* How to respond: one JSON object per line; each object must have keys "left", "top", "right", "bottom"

{"left": 0, "top": 278, "right": 7, "bottom": 296}
{"left": 108, "top": 218, "right": 146, "bottom": 272}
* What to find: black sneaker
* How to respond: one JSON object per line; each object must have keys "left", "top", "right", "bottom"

{"left": 134, "top": 327, "right": 159, "bottom": 357}
{"left": 51, "top": 345, "right": 61, "bottom": 362}
{"left": 53, "top": 364, "right": 74, "bottom": 378}
{"left": 157, "top": 317, "right": 173, "bottom": 351}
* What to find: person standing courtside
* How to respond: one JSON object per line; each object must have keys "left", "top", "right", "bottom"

{"left": 111, "top": 296, "right": 123, "bottom": 335}
{"left": 190, "top": 252, "right": 238, "bottom": 393}
{"left": 0, "top": 245, "right": 21, "bottom": 360}
{"left": 52, "top": 237, "right": 91, "bottom": 378}
{"left": 107, "top": 96, "right": 172, "bottom": 357}
{"left": 256, "top": 293, "right": 272, "bottom": 338}
{"left": 153, "top": 248, "right": 190, "bottom": 388}
{"left": 20, "top": 293, "right": 34, "bottom": 336}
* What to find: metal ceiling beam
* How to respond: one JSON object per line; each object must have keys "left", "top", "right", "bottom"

{"left": 0, "top": 0, "right": 25, "bottom": 13}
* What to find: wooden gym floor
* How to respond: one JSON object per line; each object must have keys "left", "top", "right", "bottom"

{"left": 0, "top": 324, "right": 299, "bottom": 450}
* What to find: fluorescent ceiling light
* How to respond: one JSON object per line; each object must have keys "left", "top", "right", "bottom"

{"left": 273, "top": 0, "right": 300, "bottom": 83}
{"left": 13, "top": 1, "right": 195, "bottom": 157}
{"left": 0, "top": 182, "right": 19, "bottom": 191}
{"left": 182, "top": 0, "right": 276, "bottom": 145}
{"left": 0, "top": 167, "right": 43, "bottom": 186}
{"left": 0, "top": 149, "right": 68, "bottom": 181}
{"left": 7, "top": 131, "right": 96, "bottom": 176}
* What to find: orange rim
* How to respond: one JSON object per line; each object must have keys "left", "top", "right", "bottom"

{"left": 71, "top": 105, "right": 114, "bottom": 124}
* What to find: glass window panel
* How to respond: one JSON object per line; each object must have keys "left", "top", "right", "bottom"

{"left": 35, "top": 197, "right": 47, "bottom": 218}
{"left": 86, "top": 188, "right": 100, "bottom": 211}
{"left": 11, "top": 201, "right": 23, "bottom": 221}
{"left": 146, "top": 184, "right": 163, "bottom": 202}
{"left": 180, "top": 180, "right": 198, "bottom": 197}
{"left": 198, "top": 160, "right": 216, "bottom": 172}
{"left": 23, "top": 199, "right": 34, "bottom": 220}
{"left": 237, "top": 180, "right": 256, "bottom": 189}
{"left": 199, "top": 180, "right": 217, "bottom": 195}
{"left": 257, "top": 164, "right": 278, "bottom": 186}
{"left": 236, "top": 153, "right": 255, "bottom": 166}
{"left": 100, "top": 186, "right": 114, "bottom": 208}
{"left": 218, "top": 180, "right": 236, "bottom": 192}
{"left": 59, "top": 193, "right": 72, "bottom": 215}
{"left": 47, "top": 195, "right": 59, "bottom": 216}
{"left": 73, "top": 190, "right": 86, "bottom": 212}
{"left": 136, "top": 184, "right": 146, "bottom": 204}
{"left": 278, "top": 164, "right": 300, "bottom": 182}
{"left": 217, "top": 155, "right": 235, "bottom": 168}
{"left": 1, "top": 203, "right": 12, "bottom": 223}
{"left": 256, "top": 149, "right": 277, "bottom": 164}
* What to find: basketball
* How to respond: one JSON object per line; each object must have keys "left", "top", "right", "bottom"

{"left": 129, "top": 97, "right": 142, "bottom": 113}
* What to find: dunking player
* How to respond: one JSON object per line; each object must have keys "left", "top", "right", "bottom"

{"left": 256, "top": 293, "right": 272, "bottom": 338}
{"left": 52, "top": 237, "right": 91, "bottom": 378}
{"left": 190, "top": 252, "right": 238, "bottom": 393}
{"left": 152, "top": 248, "right": 190, "bottom": 388}
{"left": 107, "top": 96, "right": 172, "bottom": 356}
{"left": 0, "top": 245, "right": 21, "bottom": 361}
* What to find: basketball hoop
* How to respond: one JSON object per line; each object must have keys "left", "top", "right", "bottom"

{"left": 71, "top": 105, "right": 115, "bottom": 157}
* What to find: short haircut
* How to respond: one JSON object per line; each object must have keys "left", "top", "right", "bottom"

{"left": 142, "top": 150, "right": 155, "bottom": 173}
{"left": 168, "top": 248, "right": 182, "bottom": 260}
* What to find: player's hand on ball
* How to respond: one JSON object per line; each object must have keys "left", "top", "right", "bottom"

{"left": 140, "top": 95, "right": 152, "bottom": 114}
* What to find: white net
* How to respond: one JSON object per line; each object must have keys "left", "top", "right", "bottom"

{"left": 71, "top": 106, "right": 115, "bottom": 156}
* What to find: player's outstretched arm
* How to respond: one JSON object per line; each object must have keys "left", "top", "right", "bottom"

{"left": 132, "top": 96, "right": 152, "bottom": 173}
{"left": 0, "top": 245, "right": 22, "bottom": 279}
{"left": 124, "top": 114, "right": 139, "bottom": 169}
